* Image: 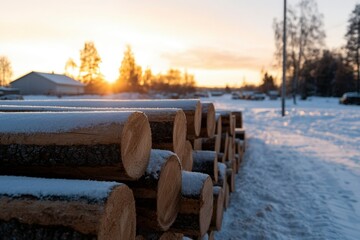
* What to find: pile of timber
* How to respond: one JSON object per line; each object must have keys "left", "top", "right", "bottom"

{"left": 0, "top": 99, "right": 246, "bottom": 240}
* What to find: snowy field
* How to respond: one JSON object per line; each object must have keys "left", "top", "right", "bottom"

{"left": 14, "top": 94, "right": 360, "bottom": 239}
{"left": 210, "top": 95, "right": 360, "bottom": 240}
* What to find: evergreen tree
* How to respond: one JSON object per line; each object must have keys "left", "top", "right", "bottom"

{"left": 115, "top": 45, "right": 142, "bottom": 92}
{"left": 345, "top": 4, "right": 360, "bottom": 93}
{"left": 260, "top": 72, "right": 277, "bottom": 93}
{"left": 0, "top": 56, "right": 13, "bottom": 86}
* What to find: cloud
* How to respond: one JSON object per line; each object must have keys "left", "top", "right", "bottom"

{"left": 161, "top": 47, "right": 259, "bottom": 70}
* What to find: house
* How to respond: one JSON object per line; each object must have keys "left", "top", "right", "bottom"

{"left": 10, "top": 71, "right": 85, "bottom": 95}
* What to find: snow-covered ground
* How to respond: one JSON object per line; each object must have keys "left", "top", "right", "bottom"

{"left": 211, "top": 95, "right": 360, "bottom": 240}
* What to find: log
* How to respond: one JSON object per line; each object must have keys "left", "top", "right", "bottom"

{"left": 0, "top": 176, "right": 136, "bottom": 240}
{"left": 170, "top": 171, "right": 213, "bottom": 237}
{"left": 224, "top": 183, "right": 230, "bottom": 210}
{"left": 214, "top": 163, "right": 226, "bottom": 190}
{"left": 0, "top": 111, "right": 151, "bottom": 181}
{"left": 0, "top": 99, "right": 202, "bottom": 139}
{"left": 182, "top": 140, "right": 194, "bottom": 171}
{"left": 217, "top": 111, "right": 234, "bottom": 136}
{"left": 136, "top": 231, "right": 183, "bottom": 240}
{"left": 232, "top": 111, "right": 243, "bottom": 128}
{"left": 207, "top": 231, "right": 215, "bottom": 240}
{"left": 201, "top": 135, "right": 220, "bottom": 154}
{"left": 192, "top": 138, "right": 203, "bottom": 151}
{"left": 226, "top": 168, "right": 235, "bottom": 193}
{"left": 127, "top": 150, "right": 182, "bottom": 231}
{"left": 215, "top": 114, "right": 222, "bottom": 136}
{"left": 235, "top": 128, "right": 246, "bottom": 141}
{"left": 219, "top": 133, "right": 229, "bottom": 162}
{"left": 0, "top": 106, "right": 187, "bottom": 163}
{"left": 209, "top": 186, "right": 224, "bottom": 231}
{"left": 199, "top": 102, "right": 216, "bottom": 138}
{"left": 227, "top": 136, "right": 235, "bottom": 162}
{"left": 192, "top": 150, "right": 218, "bottom": 183}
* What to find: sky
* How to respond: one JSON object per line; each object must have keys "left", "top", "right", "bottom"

{"left": 0, "top": 0, "right": 359, "bottom": 87}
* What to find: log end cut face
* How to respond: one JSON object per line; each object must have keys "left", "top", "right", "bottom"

{"left": 173, "top": 110, "right": 187, "bottom": 164}
{"left": 194, "top": 101, "right": 202, "bottom": 137}
{"left": 99, "top": 184, "right": 136, "bottom": 240}
{"left": 181, "top": 141, "right": 193, "bottom": 171}
{"left": 121, "top": 112, "right": 152, "bottom": 180}
{"left": 214, "top": 186, "right": 224, "bottom": 231}
{"left": 199, "top": 176, "right": 213, "bottom": 237}
{"left": 157, "top": 155, "right": 182, "bottom": 230}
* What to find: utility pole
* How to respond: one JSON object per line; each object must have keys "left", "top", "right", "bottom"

{"left": 282, "top": 0, "right": 287, "bottom": 116}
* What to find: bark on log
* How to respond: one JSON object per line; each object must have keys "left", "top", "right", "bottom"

{"left": 199, "top": 103, "right": 215, "bottom": 138}
{"left": 0, "top": 106, "right": 187, "bottom": 164}
{"left": 127, "top": 150, "right": 182, "bottom": 232}
{"left": 181, "top": 141, "right": 194, "bottom": 171}
{"left": 0, "top": 176, "right": 136, "bottom": 240}
{"left": 0, "top": 111, "right": 151, "bottom": 181}
{"left": 209, "top": 186, "right": 224, "bottom": 231}
{"left": 226, "top": 168, "right": 235, "bottom": 193}
{"left": 192, "top": 150, "right": 218, "bottom": 183}
{"left": 0, "top": 99, "right": 202, "bottom": 139}
{"left": 232, "top": 111, "right": 243, "bottom": 128}
{"left": 170, "top": 171, "right": 213, "bottom": 238}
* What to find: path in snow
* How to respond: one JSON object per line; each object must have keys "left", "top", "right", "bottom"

{"left": 213, "top": 96, "right": 360, "bottom": 240}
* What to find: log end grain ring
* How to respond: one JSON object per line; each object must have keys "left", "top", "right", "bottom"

{"left": 121, "top": 112, "right": 152, "bottom": 180}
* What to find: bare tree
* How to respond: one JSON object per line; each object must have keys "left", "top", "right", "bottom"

{"left": 64, "top": 58, "right": 78, "bottom": 80}
{"left": 273, "top": 0, "right": 326, "bottom": 103}
{"left": 0, "top": 56, "right": 13, "bottom": 87}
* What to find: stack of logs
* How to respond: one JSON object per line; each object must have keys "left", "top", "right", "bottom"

{"left": 0, "top": 99, "right": 246, "bottom": 240}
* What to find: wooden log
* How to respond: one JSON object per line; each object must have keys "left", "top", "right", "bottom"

{"left": 0, "top": 176, "right": 136, "bottom": 240}
{"left": 226, "top": 168, "right": 235, "bottom": 193}
{"left": 170, "top": 171, "right": 213, "bottom": 238}
{"left": 227, "top": 136, "right": 235, "bottom": 162}
{"left": 215, "top": 114, "right": 222, "bottom": 136}
{"left": 201, "top": 135, "right": 220, "bottom": 154}
{"left": 191, "top": 138, "right": 203, "bottom": 151}
{"left": 0, "top": 106, "right": 187, "bottom": 163}
{"left": 217, "top": 111, "right": 234, "bottom": 136}
{"left": 224, "top": 183, "right": 230, "bottom": 210}
{"left": 136, "top": 231, "right": 183, "bottom": 240}
{"left": 214, "top": 163, "right": 226, "bottom": 190}
{"left": 209, "top": 186, "right": 224, "bottom": 231}
{"left": 192, "top": 150, "right": 218, "bottom": 183}
{"left": 207, "top": 231, "right": 215, "bottom": 240}
{"left": 0, "top": 99, "right": 202, "bottom": 139}
{"left": 219, "top": 133, "right": 229, "bottom": 162}
{"left": 0, "top": 111, "right": 151, "bottom": 181}
{"left": 232, "top": 111, "right": 243, "bottom": 128}
{"left": 182, "top": 140, "right": 194, "bottom": 171}
{"left": 127, "top": 150, "right": 182, "bottom": 231}
{"left": 235, "top": 128, "right": 246, "bottom": 141}
{"left": 199, "top": 102, "right": 215, "bottom": 138}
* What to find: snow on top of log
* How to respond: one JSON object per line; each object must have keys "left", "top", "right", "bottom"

{"left": 147, "top": 149, "right": 175, "bottom": 179}
{"left": 0, "top": 111, "right": 136, "bottom": 133}
{"left": 0, "top": 176, "right": 121, "bottom": 200}
{"left": 213, "top": 186, "right": 222, "bottom": 195}
{"left": 0, "top": 99, "right": 200, "bottom": 110}
{"left": 182, "top": 171, "right": 209, "bottom": 196}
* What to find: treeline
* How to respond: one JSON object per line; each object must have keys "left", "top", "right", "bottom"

{"left": 65, "top": 43, "right": 196, "bottom": 95}
{"left": 273, "top": 0, "right": 360, "bottom": 101}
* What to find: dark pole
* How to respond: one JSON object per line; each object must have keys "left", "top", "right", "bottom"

{"left": 282, "top": 0, "right": 287, "bottom": 116}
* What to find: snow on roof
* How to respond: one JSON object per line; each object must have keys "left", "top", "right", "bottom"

{"left": 35, "top": 72, "right": 84, "bottom": 87}
{"left": 0, "top": 176, "right": 121, "bottom": 201}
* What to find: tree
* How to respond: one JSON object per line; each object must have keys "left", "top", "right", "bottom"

{"left": 345, "top": 4, "right": 360, "bottom": 93}
{"left": 64, "top": 58, "right": 78, "bottom": 79}
{"left": 0, "top": 56, "right": 13, "bottom": 86}
{"left": 115, "top": 45, "right": 142, "bottom": 92}
{"left": 259, "top": 72, "right": 277, "bottom": 93}
{"left": 273, "top": 0, "right": 326, "bottom": 103}
{"left": 78, "top": 42, "right": 106, "bottom": 94}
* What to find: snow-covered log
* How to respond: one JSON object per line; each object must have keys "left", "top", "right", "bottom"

{"left": 0, "top": 99, "right": 202, "bottom": 139}
{"left": 217, "top": 111, "right": 234, "bottom": 136}
{"left": 0, "top": 106, "right": 187, "bottom": 163}
{"left": 128, "top": 150, "right": 182, "bottom": 232}
{"left": 181, "top": 141, "right": 194, "bottom": 171}
{"left": 235, "top": 128, "right": 246, "bottom": 141}
{"left": 215, "top": 114, "right": 222, "bottom": 136}
{"left": 201, "top": 135, "right": 221, "bottom": 154}
{"left": 209, "top": 186, "right": 224, "bottom": 231}
{"left": 232, "top": 111, "right": 243, "bottom": 128}
{"left": 192, "top": 150, "right": 218, "bottom": 183}
{"left": 0, "top": 111, "right": 151, "bottom": 181}
{"left": 170, "top": 171, "right": 213, "bottom": 238}
{"left": 219, "top": 133, "right": 229, "bottom": 162}
{"left": 199, "top": 102, "right": 216, "bottom": 138}
{"left": 226, "top": 168, "right": 235, "bottom": 193}
{"left": 214, "top": 163, "right": 226, "bottom": 190}
{"left": 0, "top": 176, "right": 136, "bottom": 240}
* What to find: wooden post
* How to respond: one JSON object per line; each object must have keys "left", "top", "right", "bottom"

{"left": 0, "top": 176, "right": 136, "bottom": 240}
{"left": 127, "top": 150, "right": 182, "bottom": 232}
{"left": 0, "top": 111, "right": 152, "bottom": 181}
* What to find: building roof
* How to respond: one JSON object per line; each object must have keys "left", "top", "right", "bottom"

{"left": 35, "top": 72, "right": 84, "bottom": 87}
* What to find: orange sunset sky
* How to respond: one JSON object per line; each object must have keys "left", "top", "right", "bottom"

{"left": 0, "top": 0, "right": 358, "bottom": 87}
